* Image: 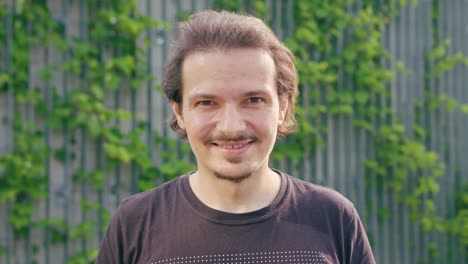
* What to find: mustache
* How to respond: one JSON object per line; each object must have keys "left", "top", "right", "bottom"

{"left": 204, "top": 133, "right": 259, "bottom": 144}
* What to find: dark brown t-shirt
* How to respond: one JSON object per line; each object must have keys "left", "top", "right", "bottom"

{"left": 96, "top": 172, "right": 375, "bottom": 264}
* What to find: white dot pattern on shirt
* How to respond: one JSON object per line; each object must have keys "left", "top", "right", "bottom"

{"left": 150, "top": 250, "right": 327, "bottom": 264}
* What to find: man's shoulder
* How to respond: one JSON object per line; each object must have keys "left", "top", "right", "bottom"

{"left": 284, "top": 173, "right": 355, "bottom": 211}
{"left": 117, "top": 176, "right": 184, "bottom": 216}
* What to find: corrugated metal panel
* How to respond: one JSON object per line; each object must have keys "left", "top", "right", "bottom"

{"left": 0, "top": 0, "right": 466, "bottom": 263}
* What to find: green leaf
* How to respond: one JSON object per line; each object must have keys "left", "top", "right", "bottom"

{"left": 88, "top": 122, "right": 102, "bottom": 138}
{"left": 354, "top": 91, "right": 369, "bottom": 104}
{"left": 104, "top": 143, "right": 133, "bottom": 163}
{"left": 445, "top": 98, "right": 458, "bottom": 111}
{"left": 295, "top": 27, "right": 319, "bottom": 45}
{"left": 461, "top": 104, "right": 468, "bottom": 114}
{"left": 104, "top": 73, "right": 120, "bottom": 90}
{"left": 70, "top": 221, "right": 96, "bottom": 240}
{"left": 0, "top": 73, "right": 11, "bottom": 88}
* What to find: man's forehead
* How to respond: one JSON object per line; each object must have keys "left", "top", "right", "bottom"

{"left": 179, "top": 48, "right": 277, "bottom": 101}
{"left": 184, "top": 48, "right": 273, "bottom": 66}
{"left": 182, "top": 49, "right": 275, "bottom": 79}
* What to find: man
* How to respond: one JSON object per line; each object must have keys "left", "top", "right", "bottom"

{"left": 96, "top": 10, "right": 375, "bottom": 264}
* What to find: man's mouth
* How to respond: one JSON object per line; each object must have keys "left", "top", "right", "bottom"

{"left": 211, "top": 140, "right": 254, "bottom": 148}
{"left": 210, "top": 140, "right": 255, "bottom": 155}
{"left": 217, "top": 143, "right": 247, "bottom": 149}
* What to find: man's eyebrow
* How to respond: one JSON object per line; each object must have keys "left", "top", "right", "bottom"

{"left": 243, "top": 90, "right": 271, "bottom": 97}
{"left": 187, "top": 93, "right": 218, "bottom": 101}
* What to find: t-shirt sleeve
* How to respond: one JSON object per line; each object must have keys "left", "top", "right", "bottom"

{"left": 95, "top": 209, "right": 125, "bottom": 264}
{"left": 345, "top": 206, "right": 376, "bottom": 264}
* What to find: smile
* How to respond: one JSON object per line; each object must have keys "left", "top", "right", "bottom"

{"left": 218, "top": 144, "right": 246, "bottom": 149}
{"left": 211, "top": 140, "right": 254, "bottom": 155}
{"left": 211, "top": 139, "right": 254, "bottom": 147}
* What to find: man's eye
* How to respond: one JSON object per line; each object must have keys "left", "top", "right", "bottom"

{"left": 197, "top": 100, "right": 214, "bottom": 106}
{"left": 248, "top": 97, "right": 264, "bottom": 103}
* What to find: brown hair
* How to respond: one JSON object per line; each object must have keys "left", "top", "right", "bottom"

{"left": 163, "top": 10, "right": 298, "bottom": 139}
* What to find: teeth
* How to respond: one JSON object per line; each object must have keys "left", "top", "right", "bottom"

{"left": 219, "top": 144, "right": 244, "bottom": 149}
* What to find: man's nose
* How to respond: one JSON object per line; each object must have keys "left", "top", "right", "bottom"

{"left": 216, "top": 104, "right": 246, "bottom": 133}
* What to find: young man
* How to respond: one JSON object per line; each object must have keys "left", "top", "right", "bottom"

{"left": 96, "top": 10, "right": 375, "bottom": 264}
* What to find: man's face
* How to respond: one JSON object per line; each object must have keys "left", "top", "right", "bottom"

{"left": 171, "top": 48, "right": 287, "bottom": 182}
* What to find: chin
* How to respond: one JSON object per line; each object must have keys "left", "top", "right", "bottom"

{"left": 213, "top": 167, "right": 254, "bottom": 183}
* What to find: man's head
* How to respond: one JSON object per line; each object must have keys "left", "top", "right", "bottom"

{"left": 163, "top": 10, "right": 298, "bottom": 139}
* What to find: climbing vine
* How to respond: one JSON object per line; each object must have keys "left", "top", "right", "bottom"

{"left": 0, "top": 0, "right": 193, "bottom": 263}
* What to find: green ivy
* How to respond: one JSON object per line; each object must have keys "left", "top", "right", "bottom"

{"left": 0, "top": 1, "right": 49, "bottom": 238}
{"left": 0, "top": 0, "right": 192, "bottom": 262}
{"left": 452, "top": 183, "right": 468, "bottom": 250}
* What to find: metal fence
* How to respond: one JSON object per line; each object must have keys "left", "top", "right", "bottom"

{"left": 0, "top": 0, "right": 467, "bottom": 263}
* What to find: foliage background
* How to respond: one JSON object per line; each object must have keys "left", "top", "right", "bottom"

{"left": 0, "top": 0, "right": 467, "bottom": 263}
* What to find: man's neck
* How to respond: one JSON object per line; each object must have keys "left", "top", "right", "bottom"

{"left": 188, "top": 168, "right": 281, "bottom": 213}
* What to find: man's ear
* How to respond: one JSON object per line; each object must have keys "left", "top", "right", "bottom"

{"left": 170, "top": 101, "right": 185, "bottom": 129}
{"left": 278, "top": 98, "right": 288, "bottom": 125}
